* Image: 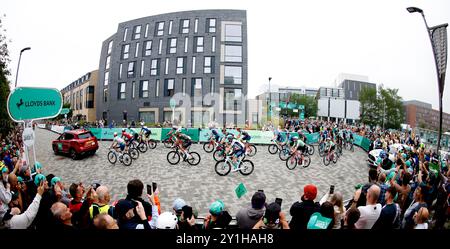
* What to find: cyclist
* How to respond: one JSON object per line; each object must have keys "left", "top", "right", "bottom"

{"left": 225, "top": 135, "right": 246, "bottom": 171}
{"left": 239, "top": 130, "right": 252, "bottom": 155}
{"left": 325, "top": 137, "right": 336, "bottom": 158}
{"left": 290, "top": 136, "right": 307, "bottom": 166}
{"left": 121, "top": 128, "right": 135, "bottom": 147}
{"left": 211, "top": 128, "right": 224, "bottom": 145}
{"left": 139, "top": 123, "right": 152, "bottom": 141}
{"left": 272, "top": 126, "right": 285, "bottom": 146}
{"left": 110, "top": 132, "right": 126, "bottom": 154}
{"left": 174, "top": 129, "right": 192, "bottom": 160}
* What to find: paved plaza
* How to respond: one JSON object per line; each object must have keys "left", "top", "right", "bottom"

{"left": 33, "top": 128, "right": 370, "bottom": 218}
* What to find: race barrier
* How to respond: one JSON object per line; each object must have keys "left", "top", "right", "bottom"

{"left": 37, "top": 124, "right": 46, "bottom": 129}
{"left": 50, "top": 125, "right": 65, "bottom": 134}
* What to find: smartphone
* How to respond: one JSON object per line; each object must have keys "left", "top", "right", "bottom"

{"left": 329, "top": 185, "right": 335, "bottom": 195}
{"left": 258, "top": 189, "right": 264, "bottom": 193}
{"left": 275, "top": 198, "right": 282, "bottom": 207}
{"left": 182, "top": 205, "right": 193, "bottom": 220}
{"left": 146, "top": 182, "right": 157, "bottom": 195}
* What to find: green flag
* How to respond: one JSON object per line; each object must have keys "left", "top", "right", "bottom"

{"left": 235, "top": 183, "right": 248, "bottom": 199}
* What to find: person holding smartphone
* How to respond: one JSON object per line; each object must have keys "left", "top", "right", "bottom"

{"left": 253, "top": 202, "right": 289, "bottom": 229}
{"left": 236, "top": 191, "right": 267, "bottom": 229}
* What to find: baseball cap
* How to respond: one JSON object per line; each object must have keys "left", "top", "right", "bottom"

{"left": 209, "top": 200, "right": 225, "bottom": 216}
{"left": 264, "top": 202, "right": 281, "bottom": 223}
{"left": 172, "top": 198, "right": 186, "bottom": 212}
{"left": 251, "top": 191, "right": 266, "bottom": 209}
{"left": 34, "top": 174, "right": 46, "bottom": 186}
{"left": 17, "top": 176, "right": 24, "bottom": 183}
{"left": 51, "top": 177, "right": 61, "bottom": 187}
{"left": 32, "top": 161, "right": 42, "bottom": 174}
{"left": 303, "top": 184, "right": 318, "bottom": 200}
{"left": 114, "top": 199, "right": 137, "bottom": 219}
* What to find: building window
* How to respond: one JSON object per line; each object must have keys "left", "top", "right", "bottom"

{"left": 168, "top": 20, "right": 173, "bottom": 35}
{"left": 143, "top": 40, "right": 152, "bottom": 56}
{"left": 194, "top": 37, "right": 204, "bottom": 52}
{"left": 204, "top": 56, "right": 214, "bottom": 74}
{"left": 156, "top": 21, "right": 164, "bottom": 36}
{"left": 210, "top": 78, "right": 215, "bottom": 95}
{"left": 155, "top": 79, "right": 160, "bottom": 97}
{"left": 224, "top": 45, "right": 242, "bottom": 62}
{"left": 123, "top": 28, "right": 128, "bottom": 41}
{"left": 164, "top": 79, "right": 175, "bottom": 97}
{"left": 194, "top": 18, "right": 198, "bottom": 33}
{"left": 224, "top": 88, "right": 242, "bottom": 111}
{"left": 207, "top": 18, "right": 216, "bottom": 33}
{"left": 122, "top": 44, "right": 130, "bottom": 59}
{"left": 135, "top": 42, "right": 140, "bottom": 58}
{"left": 118, "top": 82, "right": 126, "bottom": 100}
{"left": 150, "top": 59, "right": 160, "bottom": 76}
{"left": 182, "top": 78, "right": 186, "bottom": 96}
{"left": 225, "top": 24, "right": 242, "bottom": 42}
{"left": 107, "top": 40, "right": 113, "bottom": 54}
{"left": 105, "top": 56, "right": 110, "bottom": 70}
{"left": 164, "top": 58, "right": 170, "bottom": 75}
{"left": 252, "top": 113, "right": 258, "bottom": 123}
{"left": 192, "top": 56, "right": 196, "bottom": 74}
{"left": 177, "top": 57, "right": 186, "bottom": 74}
{"left": 224, "top": 66, "right": 242, "bottom": 84}
{"left": 184, "top": 37, "right": 189, "bottom": 53}
{"left": 127, "top": 61, "right": 135, "bottom": 78}
{"left": 104, "top": 72, "right": 109, "bottom": 86}
{"left": 212, "top": 36, "right": 216, "bottom": 52}
{"left": 140, "top": 60, "right": 145, "bottom": 77}
{"left": 103, "top": 89, "right": 108, "bottom": 102}
{"left": 168, "top": 38, "right": 177, "bottom": 54}
{"left": 133, "top": 25, "right": 141, "bottom": 40}
{"left": 119, "top": 63, "right": 123, "bottom": 79}
{"left": 158, "top": 39, "right": 163, "bottom": 54}
{"left": 140, "top": 80, "right": 149, "bottom": 98}
{"left": 180, "top": 19, "right": 190, "bottom": 34}
{"left": 144, "top": 23, "right": 149, "bottom": 38}
{"left": 139, "top": 111, "right": 155, "bottom": 123}
{"left": 191, "top": 78, "right": 202, "bottom": 96}
{"left": 132, "top": 81, "right": 136, "bottom": 99}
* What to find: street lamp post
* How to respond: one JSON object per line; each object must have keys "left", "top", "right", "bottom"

{"left": 268, "top": 77, "right": 272, "bottom": 121}
{"left": 407, "top": 7, "right": 448, "bottom": 155}
{"left": 14, "top": 47, "right": 31, "bottom": 88}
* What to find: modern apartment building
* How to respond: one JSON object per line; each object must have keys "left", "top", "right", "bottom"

{"left": 403, "top": 100, "right": 450, "bottom": 132}
{"left": 95, "top": 10, "right": 248, "bottom": 126}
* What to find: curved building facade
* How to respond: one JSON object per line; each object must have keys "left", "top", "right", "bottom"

{"left": 96, "top": 9, "right": 248, "bottom": 126}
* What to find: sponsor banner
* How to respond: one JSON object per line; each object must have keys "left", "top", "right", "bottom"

{"left": 88, "top": 128, "right": 162, "bottom": 141}
{"left": 161, "top": 128, "right": 200, "bottom": 142}
{"left": 244, "top": 130, "right": 274, "bottom": 144}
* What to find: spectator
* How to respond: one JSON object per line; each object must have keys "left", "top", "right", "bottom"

{"left": 289, "top": 184, "right": 320, "bottom": 229}
{"left": 89, "top": 185, "right": 114, "bottom": 220}
{"left": 3, "top": 181, "right": 44, "bottom": 229}
{"left": 307, "top": 201, "right": 335, "bottom": 229}
{"left": 156, "top": 212, "right": 178, "bottom": 229}
{"left": 172, "top": 198, "right": 186, "bottom": 218}
{"left": 203, "top": 200, "right": 231, "bottom": 229}
{"left": 178, "top": 205, "right": 196, "bottom": 230}
{"left": 236, "top": 191, "right": 266, "bottom": 229}
{"left": 402, "top": 185, "right": 428, "bottom": 229}
{"left": 342, "top": 207, "right": 360, "bottom": 229}
{"left": 377, "top": 173, "right": 388, "bottom": 206}
{"left": 352, "top": 185, "right": 382, "bottom": 229}
{"left": 93, "top": 213, "right": 118, "bottom": 229}
{"left": 51, "top": 202, "right": 74, "bottom": 229}
{"left": 390, "top": 166, "right": 412, "bottom": 214}
{"left": 126, "top": 179, "right": 152, "bottom": 219}
{"left": 253, "top": 202, "right": 289, "bottom": 229}
{"left": 372, "top": 186, "right": 401, "bottom": 229}
{"left": 320, "top": 192, "right": 346, "bottom": 229}
{"left": 68, "top": 183, "right": 84, "bottom": 214}
{"left": 413, "top": 207, "right": 429, "bottom": 229}
{"left": 115, "top": 199, "right": 157, "bottom": 229}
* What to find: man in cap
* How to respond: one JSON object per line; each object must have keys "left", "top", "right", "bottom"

{"left": 289, "top": 184, "right": 320, "bottom": 229}
{"left": 204, "top": 200, "right": 231, "bottom": 229}
{"left": 236, "top": 191, "right": 266, "bottom": 229}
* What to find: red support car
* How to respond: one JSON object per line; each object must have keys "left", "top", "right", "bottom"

{"left": 52, "top": 129, "right": 99, "bottom": 160}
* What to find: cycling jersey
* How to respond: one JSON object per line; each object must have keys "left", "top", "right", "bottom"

{"left": 178, "top": 134, "right": 191, "bottom": 142}
{"left": 114, "top": 136, "right": 126, "bottom": 144}
{"left": 122, "top": 132, "right": 133, "bottom": 140}
{"left": 230, "top": 139, "right": 246, "bottom": 157}
{"left": 241, "top": 132, "right": 251, "bottom": 141}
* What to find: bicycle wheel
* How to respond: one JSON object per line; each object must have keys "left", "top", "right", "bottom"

{"left": 167, "top": 151, "right": 180, "bottom": 165}
{"left": 332, "top": 152, "right": 338, "bottom": 164}
{"left": 187, "top": 152, "right": 201, "bottom": 166}
{"left": 203, "top": 143, "right": 215, "bottom": 153}
{"left": 148, "top": 140, "right": 157, "bottom": 149}
{"left": 215, "top": 160, "right": 231, "bottom": 176}
{"left": 268, "top": 144, "right": 278, "bottom": 154}
{"left": 163, "top": 139, "right": 173, "bottom": 148}
{"left": 138, "top": 142, "right": 148, "bottom": 153}
{"left": 247, "top": 145, "right": 257, "bottom": 157}
{"left": 129, "top": 148, "right": 139, "bottom": 160}
{"left": 323, "top": 154, "right": 331, "bottom": 166}
{"left": 279, "top": 148, "right": 290, "bottom": 161}
{"left": 121, "top": 153, "right": 132, "bottom": 166}
{"left": 213, "top": 150, "right": 225, "bottom": 161}
{"left": 239, "top": 160, "right": 254, "bottom": 176}
{"left": 107, "top": 151, "right": 117, "bottom": 164}
{"left": 319, "top": 145, "right": 325, "bottom": 157}
{"left": 302, "top": 155, "right": 311, "bottom": 168}
{"left": 307, "top": 144, "right": 315, "bottom": 155}
{"left": 286, "top": 155, "right": 298, "bottom": 170}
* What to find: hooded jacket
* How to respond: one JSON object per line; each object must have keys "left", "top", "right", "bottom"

{"left": 236, "top": 206, "right": 265, "bottom": 229}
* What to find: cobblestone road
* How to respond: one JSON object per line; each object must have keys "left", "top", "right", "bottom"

{"left": 34, "top": 128, "right": 369, "bottom": 218}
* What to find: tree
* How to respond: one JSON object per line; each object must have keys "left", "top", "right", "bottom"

{"left": 359, "top": 87, "right": 379, "bottom": 127}
{"left": 0, "top": 14, "right": 12, "bottom": 136}
{"left": 284, "top": 93, "right": 318, "bottom": 118}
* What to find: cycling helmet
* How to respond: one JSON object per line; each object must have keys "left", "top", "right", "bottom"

{"left": 122, "top": 128, "right": 126, "bottom": 132}
{"left": 156, "top": 212, "right": 178, "bottom": 229}
{"left": 140, "top": 122, "right": 145, "bottom": 126}
{"left": 143, "top": 126, "right": 148, "bottom": 129}
{"left": 379, "top": 151, "right": 387, "bottom": 159}
{"left": 212, "top": 129, "right": 218, "bottom": 135}
{"left": 227, "top": 134, "right": 234, "bottom": 140}
{"left": 113, "top": 132, "right": 118, "bottom": 137}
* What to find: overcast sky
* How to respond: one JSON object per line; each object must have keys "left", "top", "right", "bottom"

{"left": 3, "top": 0, "right": 450, "bottom": 112}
